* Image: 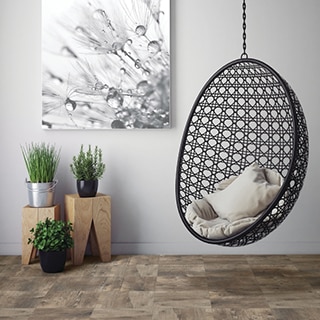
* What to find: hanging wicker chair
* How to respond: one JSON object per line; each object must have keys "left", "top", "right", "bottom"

{"left": 176, "top": 57, "right": 308, "bottom": 247}
{"left": 175, "top": 4, "right": 309, "bottom": 250}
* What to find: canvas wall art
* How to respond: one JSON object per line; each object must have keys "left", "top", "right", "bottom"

{"left": 42, "top": 0, "right": 170, "bottom": 129}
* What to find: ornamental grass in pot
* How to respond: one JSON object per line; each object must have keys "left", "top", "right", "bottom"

{"left": 21, "top": 142, "right": 61, "bottom": 207}
{"left": 28, "top": 217, "right": 73, "bottom": 273}
{"left": 70, "top": 145, "right": 106, "bottom": 197}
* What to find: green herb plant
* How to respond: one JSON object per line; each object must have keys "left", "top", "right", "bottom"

{"left": 28, "top": 218, "right": 73, "bottom": 252}
{"left": 21, "top": 142, "right": 61, "bottom": 183}
{"left": 70, "top": 144, "right": 105, "bottom": 181}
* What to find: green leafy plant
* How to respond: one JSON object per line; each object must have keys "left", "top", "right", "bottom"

{"left": 21, "top": 142, "right": 61, "bottom": 183}
{"left": 28, "top": 218, "right": 73, "bottom": 252}
{"left": 70, "top": 144, "right": 106, "bottom": 181}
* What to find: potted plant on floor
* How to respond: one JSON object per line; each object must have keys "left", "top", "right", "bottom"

{"left": 28, "top": 217, "right": 73, "bottom": 273}
{"left": 21, "top": 142, "right": 61, "bottom": 207}
{"left": 70, "top": 144, "right": 106, "bottom": 197}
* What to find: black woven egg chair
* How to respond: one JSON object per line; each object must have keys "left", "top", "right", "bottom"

{"left": 175, "top": 2, "right": 309, "bottom": 247}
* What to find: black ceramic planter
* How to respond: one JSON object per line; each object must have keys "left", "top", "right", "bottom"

{"left": 39, "top": 250, "right": 67, "bottom": 273}
{"left": 77, "top": 180, "right": 98, "bottom": 197}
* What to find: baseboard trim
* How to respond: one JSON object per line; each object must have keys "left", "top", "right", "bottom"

{"left": 1, "top": 242, "right": 319, "bottom": 256}
{"left": 111, "top": 241, "right": 320, "bottom": 255}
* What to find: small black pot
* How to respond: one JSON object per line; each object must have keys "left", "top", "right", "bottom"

{"left": 39, "top": 250, "right": 67, "bottom": 273}
{"left": 77, "top": 180, "right": 98, "bottom": 197}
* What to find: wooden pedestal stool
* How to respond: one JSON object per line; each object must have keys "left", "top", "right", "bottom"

{"left": 65, "top": 193, "right": 111, "bottom": 265}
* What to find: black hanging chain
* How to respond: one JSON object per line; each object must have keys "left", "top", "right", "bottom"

{"left": 241, "top": 0, "right": 248, "bottom": 59}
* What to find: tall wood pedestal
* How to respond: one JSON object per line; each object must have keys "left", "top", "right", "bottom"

{"left": 65, "top": 193, "right": 111, "bottom": 265}
{"left": 21, "top": 204, "right": 60, "bottom": 265}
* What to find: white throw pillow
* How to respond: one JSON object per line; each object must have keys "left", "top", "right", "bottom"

{"left": 205, "top": 163, "right": 282, "bottom": 222}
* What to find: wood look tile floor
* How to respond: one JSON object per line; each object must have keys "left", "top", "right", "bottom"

{"left": 0, "top": 255, "right": 320, "bottom": 319}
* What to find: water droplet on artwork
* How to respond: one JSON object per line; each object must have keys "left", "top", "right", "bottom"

{"left": 111, "top": 120, "right": 126, "bottom": 128}
{"left": 93, "top": 9, "right": 107, "bottom": 20}
{"left": 65, "top": 98, "right": 77, "bottom": 111}
{"left": 47, "top": 71, "right": 63, "bottom": 84}
{"left": 75, "top": 26, "right": 89, "bottom": 36}
{"left": 106, "top": 88, "right": 124, "bottom": 109}
{"left": 135, "top": 59, "right": 142, "bottom": 69}
{"left": 147, "top": 40, "right": 161, "bottom": 54}
{"left": 112, "top": 42, "right": 123, "bottom": 50}
{"left": 94, "top": 81, "right": 105, "bottom": 90}
{"left": 135, "top": 25, "right": 146, "bottom": 36}
{"left": 137, "top": 81, "right": 151, "bottom": 95}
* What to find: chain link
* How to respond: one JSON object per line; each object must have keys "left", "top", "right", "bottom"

{"left": 241, "top": 0, "right": 248, "bottom": 59}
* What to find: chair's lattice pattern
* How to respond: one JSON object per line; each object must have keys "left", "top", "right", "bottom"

{"left": 176, "top": 58, "right": 309, "bottom": 246}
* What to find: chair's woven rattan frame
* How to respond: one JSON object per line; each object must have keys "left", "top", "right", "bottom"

{"left": 176, "top": 58, "right": 309, "bottom": 246}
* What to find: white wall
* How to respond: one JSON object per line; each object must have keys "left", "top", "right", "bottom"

{"left": 1, "top": 0, "right": 319, "bottom": 255}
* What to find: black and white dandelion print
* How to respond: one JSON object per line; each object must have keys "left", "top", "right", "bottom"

{"left": 42, "top": 0, "right": 170, "bottom": 129}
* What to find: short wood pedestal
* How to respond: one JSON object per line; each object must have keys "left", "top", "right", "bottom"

{"left": 65, "top": 193, "right": 111, "bottom": 265}
{"left": 21, "top": 204, "right": 60, "bottom": 265}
